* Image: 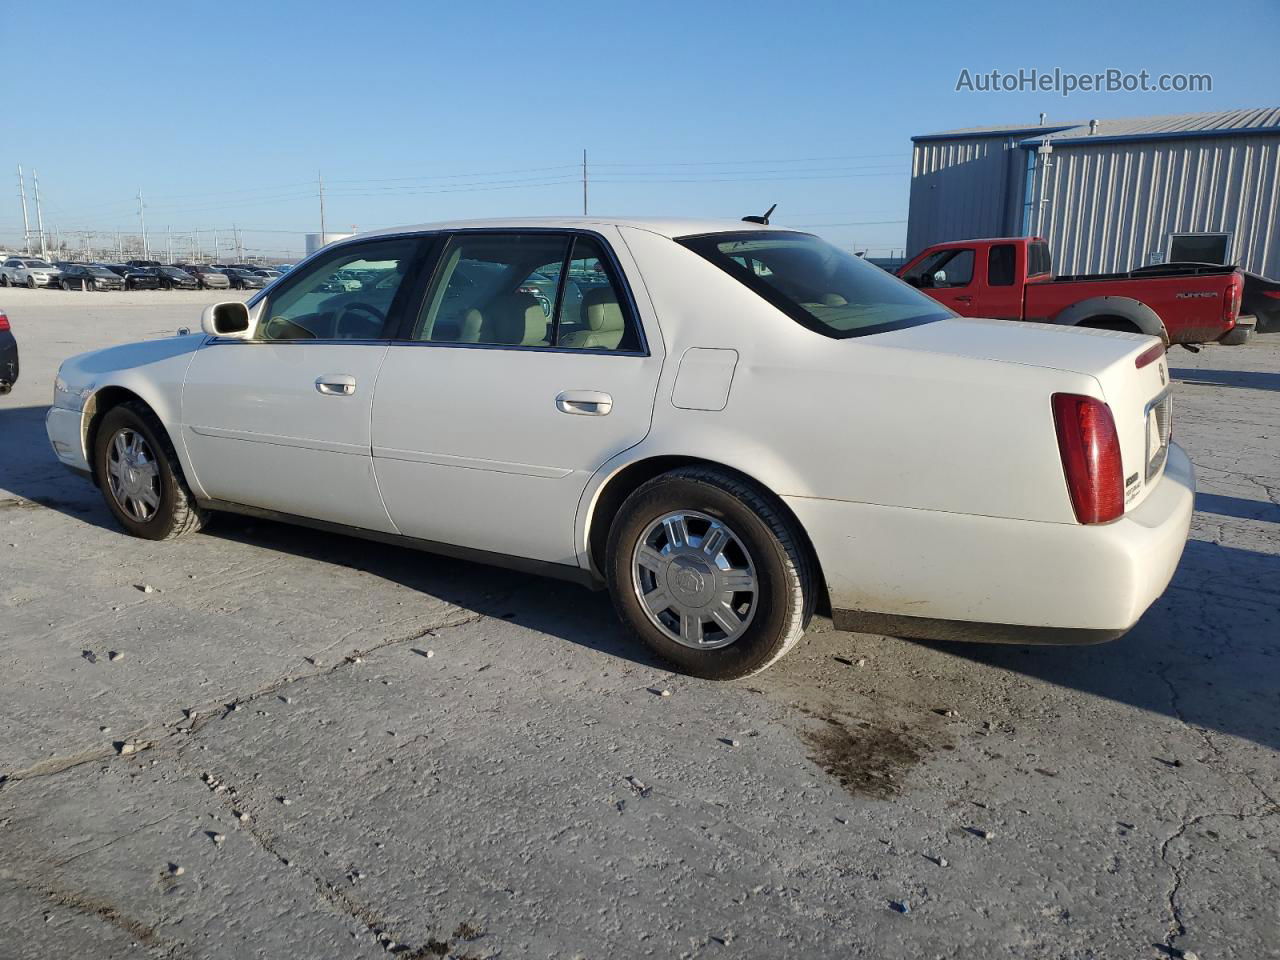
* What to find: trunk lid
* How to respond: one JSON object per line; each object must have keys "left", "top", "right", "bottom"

{"left": 875, "top": 317, "right": 1173, "bottom": 512}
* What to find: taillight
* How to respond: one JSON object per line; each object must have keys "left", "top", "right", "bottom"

{"left": 1052, "top": 393, "right": 1124, "bottom": 524}
{"left": 1134, "top": 342, "right": 1164, "bottom": 369}
{"left": 1224, "top": 273, "right": 1243, "bottom": 323}
{"left": 0, "top": 311, "right": 9, "bottom": 333}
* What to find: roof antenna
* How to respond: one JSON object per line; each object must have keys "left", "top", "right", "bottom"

{"left": 742, "top": 203, "right": 776, "bottom": 225}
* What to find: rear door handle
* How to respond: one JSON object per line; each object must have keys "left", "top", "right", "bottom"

{"left": 556, "top": 390, "right": 612, "bottom": 416}
{"left": 315, "top": 375, "right": 357, "bottom": 396}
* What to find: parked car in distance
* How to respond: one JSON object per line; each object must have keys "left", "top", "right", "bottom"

{"left": 1, "top": 257, "right": 61, "bottom": 288}
{"left": 104, "top": 264, "right": 163, "bottom": 291}
{"left": 56, "top": 263, "right": 125, "bottom": 291}
{"left": 275, "top": 264, "right": 294, "bottom": 273}
{"left": 224, "top": 268, "right": 266, "bottom": 290}
{"left": 46, "top": 217, "right": 1195, "bottom": 680}
{"left": 126, "top": 259, "right": 164, "bottom": 269}
{"left": 178, "top": 265, "right": 232, "bottom": 290}
{"left": 899, "top": 236, "right": 1249, "bottom": 347}
{"left": 0, "top": 309, "right": 16, "bottom": 393}
{"left": 155, "top": 266, "right": 199, "bottom": 290}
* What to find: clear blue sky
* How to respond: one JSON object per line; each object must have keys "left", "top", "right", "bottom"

{"left": 2, "top": 0, "right": 1276, "bottom": 259}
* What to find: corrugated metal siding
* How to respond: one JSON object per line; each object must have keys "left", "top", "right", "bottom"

{"left": 905, "top": 135, "right": 1027, "bottom": 257}
{"left": 1031, "top": 135, "right": 1280, "bottom": 277}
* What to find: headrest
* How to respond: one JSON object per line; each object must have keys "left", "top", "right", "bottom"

{"left": 490, "top": 293, "right": 547, "bottom": 345}
{"left": 583, "top": 287, "right": 624, "bottom": 332}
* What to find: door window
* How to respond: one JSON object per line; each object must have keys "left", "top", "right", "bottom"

{"left": 411, "top": 232, "right": 641, "bottom": 352}
{"left": 254, "top": 237, "right": 422, "bottom": 342}
{"left": 903, "top": 248, "right": 974, "bottom": 289}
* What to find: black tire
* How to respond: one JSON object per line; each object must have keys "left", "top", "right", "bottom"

{"left": 605, "top": 466, "right": 813, "bottom": 680}
{"left": 1220, "top": 322, "right": 1254, "bottom": 346}
{"left": 26, "top": 276, "right": 36, "bottom": 289}
{"left": 0, "top": 274, "right": 8, "bottom": 287}
{"left": 93, "top": 402, "right": 207, "bottom": 540}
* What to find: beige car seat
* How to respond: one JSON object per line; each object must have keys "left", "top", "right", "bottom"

{"left": 561, "top": 287, "right": 625, "bottom": 350}
{"left": 481, "top": 293, "right": 548, "bottom": 346}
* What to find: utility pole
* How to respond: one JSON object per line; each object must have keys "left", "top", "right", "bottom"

{"left": 115, "top": 231, "right": 122, "bottom": 261}
{"left": 33, "top": 170, "right": 46, "bottom": 258}
{"left": 318, "top": 170, "right": 326, "bottom": 243}
{"left": 167, "top": 225, "right": 172, "bottom": 263}
{"left": 582, "top": 149, "right": 588, "bottom": 216}
{"left": 137, "top": 188, "right": 149, "bottom": 260}
{"left": 213, "top": 229, "right": 219, "bottom": 262}
{"left": 17, "top": 166, "right": 31, "bottom": 255}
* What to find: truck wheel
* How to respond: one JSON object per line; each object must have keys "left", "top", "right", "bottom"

{"left": 1220, "top": 323, "right": 1254, "bottom": 346}
{"left": 94, "top": 402, "right": 207, "bottom": 541}
{"left": 606, "top": 466, "right": 813, "bottom": 680}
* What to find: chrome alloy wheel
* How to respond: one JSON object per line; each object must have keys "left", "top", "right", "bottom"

{"left": 631, "top": 510, "right": 758, "bottom": 649}
{"left": 106, "top": 428, "right": 161, "bottom": 522}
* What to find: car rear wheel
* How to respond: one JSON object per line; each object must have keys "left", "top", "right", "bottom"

{"left": 606, "top": 466, "right": 813, "bottom": 680}
{"left": 0, "top": 274, "right": 8, "bottom": 287}
{"left": 94, "top": 403, "right": 207, "bottom": 540}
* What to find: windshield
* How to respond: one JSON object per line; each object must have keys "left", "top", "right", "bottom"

{"left": 162, "top": 267, "right": 188, "bottom": 277}
{"left": 88, "top": 266, "right": 118, "bottom": 277}
{"left": 25, "top": 260, "right": 53, "bottom": 268}
{"left": 677, "top": 231, "right": 949, "bottom": 338}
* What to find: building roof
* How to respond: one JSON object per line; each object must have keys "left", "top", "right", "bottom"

{"left": 915, "top": 107, "right": 1280, "bottom": 147}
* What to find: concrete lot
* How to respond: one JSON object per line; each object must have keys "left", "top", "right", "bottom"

{"left": 0, "top": 288, "right": 1276, "bottom": 959}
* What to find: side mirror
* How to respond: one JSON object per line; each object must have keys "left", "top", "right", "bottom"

{"left": 200, "top": 301, "right": 251, "bottom": 338}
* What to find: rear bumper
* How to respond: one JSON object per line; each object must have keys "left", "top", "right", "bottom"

{"left": 0, "top": 333, "right": 17, "bottom": 391}
{"left": 787, "top": 442, "right": 1195, "bottom": 643}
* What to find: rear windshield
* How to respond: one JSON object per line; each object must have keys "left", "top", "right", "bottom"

{"left": 677, "top": 231, "right": 949, "bottom": 338}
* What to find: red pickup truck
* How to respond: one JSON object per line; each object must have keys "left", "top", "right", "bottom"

{"left": 898, "top": 237, "right": 1251, "bottom": 346}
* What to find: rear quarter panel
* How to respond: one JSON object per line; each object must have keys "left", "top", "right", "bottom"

{"left": 605, "top": 228, "right": 1090, "bottom": 530}
{"left": 1025, "top": 273, "right": 1233, "bottom": 340}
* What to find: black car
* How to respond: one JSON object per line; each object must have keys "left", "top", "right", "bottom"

{"left": 156, "top": 266, "right": 199, "bottom": 290}
{"left": 0, "top": 308, "right": 17, "bottom": 394}
{"left": 224, "top": 268, "right": 266, "bottom": 290}
{"left": 104, "top": 264, "right": 163, "bottom": 291}
{"left": 126, "top": 259, "right": 164, "bottom": 269}
{"left": 56, "top": 263, "right": 125, "bottom": 291}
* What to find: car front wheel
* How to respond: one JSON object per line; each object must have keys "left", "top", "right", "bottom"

{"left": 94, "top": 403, "right": 207, "bottom": 540}
{"left": 606, "top": 466, "right": 813, "bottom": 680}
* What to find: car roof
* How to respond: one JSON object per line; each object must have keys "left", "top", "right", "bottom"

{"left": 357, "top": 216, "right": 798, "bottom": 242}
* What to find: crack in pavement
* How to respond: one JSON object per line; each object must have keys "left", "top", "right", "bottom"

{"left": 16, "top": 877, "right": 189, "bottom": 958}
{"left": 0, "top": 610, "right": 486, "bottom": 791}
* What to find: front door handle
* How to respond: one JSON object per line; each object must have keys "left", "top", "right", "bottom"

{"left": 954, "top": 295, "right": 973, "bottom": 304}
{"left": 556, "top": 390, "right": 612, "bottom": 416}
{"left": 316, "top": 375, "right": 357, "bottom": 396}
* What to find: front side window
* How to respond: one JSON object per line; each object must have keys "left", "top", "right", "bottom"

{"left": 679, "top": 231, "right": 949, "bottom": 339}
{"left": 902, "top": 248, "right": 973, "bottom": 289}
{"left": 254, "top": 237, "right": 421, "bottom": 341}
{"left": 412, "top": 232, "right": 641, "bottom": 351}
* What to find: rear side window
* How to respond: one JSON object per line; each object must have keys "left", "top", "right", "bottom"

{"left": 412, "top": 232, "right": 642, "bottom": 352}
{"left": 679, "top": 231, "right": 949, "bottom": 338}
{"left": 988, "top": 244, "right": 1016, "bottom": 286}
{"left": 1028, "top": 242, "right": 1052, "bottom": 277}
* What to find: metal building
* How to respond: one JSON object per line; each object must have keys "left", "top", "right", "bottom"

{"left": 907, "top": 107, "right": 1280, "bottom": 278}
{"left": 305, "top": 231, "right": 354, "bottom": 256}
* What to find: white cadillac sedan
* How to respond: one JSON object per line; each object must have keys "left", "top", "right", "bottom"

{"left": 46, "top": 218, "right": 1194, "bottom": 679}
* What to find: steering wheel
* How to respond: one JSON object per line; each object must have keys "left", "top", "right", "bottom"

{"left": 334, "top": 301, "right": 386, "bottom": 338}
